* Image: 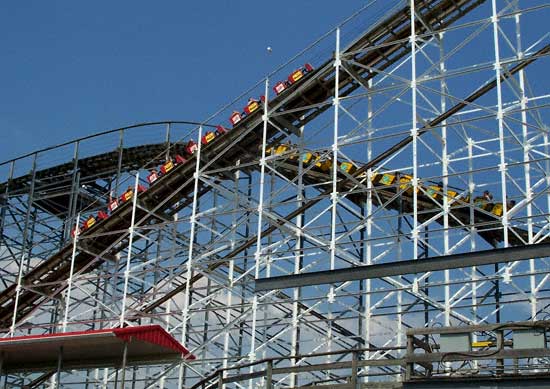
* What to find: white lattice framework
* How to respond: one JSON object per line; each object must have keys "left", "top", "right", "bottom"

{"left": 0, "top": 0, "right": 549, "bottom": 387}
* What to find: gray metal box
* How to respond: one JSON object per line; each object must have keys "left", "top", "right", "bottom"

{"left": 513, "top": 329, "right": 546, "bottom": 350}
{"left": 439, "top": 332, "right": 472, "bottom": 353}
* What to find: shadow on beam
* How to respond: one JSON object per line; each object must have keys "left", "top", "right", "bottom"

{"left": 255, "top": 243, "right": 550, "bottom": 291}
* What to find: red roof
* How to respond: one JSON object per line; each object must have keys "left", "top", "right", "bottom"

{"left": 0, "top": 325, "right": 195, "bottom": 373}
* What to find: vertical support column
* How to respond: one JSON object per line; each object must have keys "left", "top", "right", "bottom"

{"left": 496, "top": 330, "right": 504, "bottom": 376}
{"left": 64, "top": 141, "right": 80, "bottom": 242}
{"left": 165, "top": 123, "right": 172, "bottom": 161}
{"left": 120, "top": 341, "right": 129, "bottom": 389}
{"left": 408, "top": 0, "right": 418, "bottom": 353}
{"left": 363, "top": 78, "right": 374, "bottom": 382}
{"left": 326, "top": 27, "right": 341, "bottom": 373}
{"left": 201, "top": 189, "right": 218, "bottom": 362}
{"left": 54, "top": 346, "right": 63, "bottom": 389}
{"left": 266, "top": 360, "right": 273, "bottom": 389}
{"left": 61, "top": 213, "right": 81, "bottom": 332}
{"left": 514, "top": 9, "right": 536, "bottom": 318}
{"left": 491, "top": 0, "right": 508, "bottom": 326}
{"left": 329, "top": 27, "right": 341, "bottom": 296}
{"left": 405, "top": 335, "right": 414, "bottom": 381}
{"left": 177, "top": 125, "right": 203, "bottom": 388}
{"left": 468, "top": 139, "right": 479, "bottom": 367}
{"left": 0, "top": 161, "right": 14, "bottom": 240}
{"left": 410, "top": 0, "right": 419, "bottom": 261}
{"left": 119, "top": 172, "right": 140, "bottom": 326}
{"left": 290, "top": 119, "right": 305, "bottom": 388}
{"left": 248, "top": 78, "right": 269, "bottom": 384}
{"left": 158, "top": 216, "right": 175, "bottom": 389}
{"left": 545, "top": 133, "right": 550, "bottom": 248}
{"left": 218, "top": 371, "right": 224, "bottom": 389}
{"left": 238, "top": 173, "right": 253, "bottom": 367}
{"left": 114, "top": 130, "right": 125, "bottom": 197}
{"left": 10, "top": 152, "right": 38, "bottom": 337}
{"left": 222, "top": 161, "right": 240, "bottom": 381}
{"left": 350, "top": 351, "right": 358, "bottom": 389}
{"left": 439, "top": 31, "right": 451, "bottom": 328}
{"left": 491, "top": 0, "right": 509, "bottom": 249}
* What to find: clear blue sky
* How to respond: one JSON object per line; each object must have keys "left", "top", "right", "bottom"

{"left": 0, "top": 1, "right": 367, "bottom": 160}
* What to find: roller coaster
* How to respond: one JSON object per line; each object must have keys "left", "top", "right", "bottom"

{"left": 0, "top": 0, "right": 549, "bottom": 387}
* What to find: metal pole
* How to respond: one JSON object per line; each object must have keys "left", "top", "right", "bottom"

{"left": 62, "top": 212, "right": 80, "bottom": 332}
{"left": 326, "top": 27, "right": 341, "bottom": 378}
{"left": 329, "top": 27, "right": 341, "bottom": 299}
{"left": 114, "top": 129, "right": 124, "bottom": 196}
{"left": 266, "top": 360, "right": 273, "bottom": 389}
{"left": 165, "top": 123, "right": 172, "bottom": 161}
{"left": 10, "top": 152, "right": 37, "bottom": 336}
{"left": 178, "top": 125, "right": 203, "bottom": 388}
{"left": 218, "top": 371, "right": 224, "bottom": 389}
{"left": 409, "top": 0, "right": 419, "bottom": 257}
{"left": 0, "top": 352, "right": 3, "bottom": 388}
{"left": 438, "top": 26, "right": 452, "bottom": 334}
{"left": 408, "top": 0, "right": 418, "bottom": 356}
{"left": 291, "top": 117, "right": 306, "bottom": 388}
{"left": 119, "top": 172, "right": 140, "bottom": 326}
{"left": 514, "top": 6, "right": 536, "bottom": 319}
{"left": 55, "top": 346, "right": 63, "bottom": 389}
{"left": 0, "top": 161, "right": 14, "bottom": 239}
{"left": 248, "top": 78, "right": 269, "bottom": 386}
{"left": 491, "top": 0, "right": 509, "bottom": 251}
{"left": 364, "top": 77, "right": 374, "bottom": 383}
{"left": 350, "top": 351, "right": 358, "bottom": 389}
{"left": 120, "top": 341, "right": 128, "bottom": 389}
{"left": 222, "top": 160, "right": 241, "bottom": 385}
{"left": 468, "top": 138, "right": 478, "bottom": 353}
{"left": 64, "top": 140, "right": 80, "bottom": 242}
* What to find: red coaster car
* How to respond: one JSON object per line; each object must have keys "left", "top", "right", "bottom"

{"left": 229, "top": 111, "right": 242, "bottom": 127}
{"left": 275, "top": 63, "right": 314, "bottom": 94}
{"left": 215, "top": 125, "right": 227, "bottom": 136}
{"left": 71, "top": 226, "right": 81, "bottom": 238}
{"left": 108, "top": 199, "right": 119, "bottom": 212}
{"left": 147, "top": 170, "right": 159, "bottom": 184}
{"left": 175, "top": 154, "right": 186, "bottom": 165}
{"left": 273, "top": 81, "right": 288, "bottom": 95}
{"left": 97, "top": 211, "right": 109, "bottom": 221}
{"left": 186, "top": 140, "right": 198, "bottom": 154}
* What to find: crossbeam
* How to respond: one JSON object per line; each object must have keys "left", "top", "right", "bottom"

{"left": 255, "top": 242, "right": 550, "bottom": 291}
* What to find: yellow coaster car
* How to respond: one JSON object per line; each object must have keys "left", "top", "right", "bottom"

{"left": 288, "top": 69, "right": 304, "bottom": 84}
{"left": 425, "top": 185, "right": 442, "bottom": 200}
{"left": 160, "top": 160, "right": 174, "bottom": 175}
{"left": 301, "top": 152, "right": 313, "bottom": 164}
{"left": 399, "top": 174, "right": 413, "bottom": 195}
{"left": 378, "top": 173, "right": 395, "bottom": 186}
{"left": 491, "top": 203, "right": 504, "bottom": 216}
{"left": 314, "top": 155, "right": 332, "bottom": 172}
{"left": 473, "top": 197, "right": 492, "bottom": 211}
{"left": 275, "top": 144, "right": 289, "bottom": 155}
{"left": 339, "top": 162, "right": 357, "bottom": 174}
